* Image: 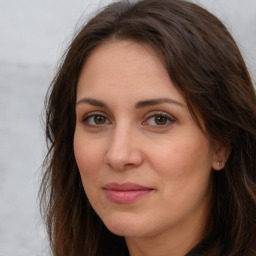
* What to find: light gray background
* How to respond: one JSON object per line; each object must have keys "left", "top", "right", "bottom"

{"left": 0, "top": 0, "right": 255, "bottom": 255}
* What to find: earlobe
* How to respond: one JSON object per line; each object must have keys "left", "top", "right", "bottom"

{"left": 212, "top": 145, "right": 231, "bottom": 171}
{"left": 212, "top": 160, "right": 225, "bottom": 171}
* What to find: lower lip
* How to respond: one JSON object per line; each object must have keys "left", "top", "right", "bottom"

{"left": 104, "top": 189, "right": 153, "bottom": 204}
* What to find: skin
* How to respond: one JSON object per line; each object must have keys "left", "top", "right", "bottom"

{"left": 74, "top": 40, "right": 226, "bottom": 256}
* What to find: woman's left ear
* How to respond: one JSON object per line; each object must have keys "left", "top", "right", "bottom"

{"left": 212, "top": 144, "right": 231, "bottom": 171}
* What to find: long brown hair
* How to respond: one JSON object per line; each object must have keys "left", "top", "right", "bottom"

{"left": 40, "top": 0, "right": 256, "bottom": 255}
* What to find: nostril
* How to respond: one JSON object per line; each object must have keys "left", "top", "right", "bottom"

{"left": 104, "top": 147, "right": 143, "bottom": 171}
{"left": 103, "top": 128, "right": 144, "bottom": 170}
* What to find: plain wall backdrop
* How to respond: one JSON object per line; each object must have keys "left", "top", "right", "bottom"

{"left": 0, "top": 0, "right": 255, "bottom": 255}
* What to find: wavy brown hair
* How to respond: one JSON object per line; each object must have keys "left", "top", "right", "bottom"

{"left": 40, "top": 0, "right": 256, "bottom": 255}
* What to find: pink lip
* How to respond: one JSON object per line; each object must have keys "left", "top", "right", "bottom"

{"left": 103, "top": 182, "right": 154, "bottom": 204}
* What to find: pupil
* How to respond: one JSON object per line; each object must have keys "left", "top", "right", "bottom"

{"left": 94, "top": 115, "right": 105, "bottom": 124}
{"left": 155, "top": 116, "right": 167, "bottom": 125}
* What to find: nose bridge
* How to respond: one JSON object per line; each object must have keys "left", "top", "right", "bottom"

{"left": 104, "top": 122, "right": 143, "bottom": 170}
{"left": 112, "top": 122, "right": 131, "bottom": 149}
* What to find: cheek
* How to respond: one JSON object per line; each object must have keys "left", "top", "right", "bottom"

{"left": 74, "top": 133, "right": 104, "bottom": 173}
{"left": 73, "top": 133, "right": 105, "bottom": 208}
{"left": 147, "top": 139, "right": 213, "bottom": 224}
{"left": 148, "top": 135, "right": 213, "bottom": 197}
{"left": 152, "top": 134, "right": 212, "bottom": 174}
{"left": 73, "top": 133, "right": 106, "bottom": 197}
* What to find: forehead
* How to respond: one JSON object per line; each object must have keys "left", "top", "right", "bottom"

{"left": 77, "top": 39, "right": 185, "bottom": 105}
{"left": 80, "top": 39, "right": 166, "bottom": 83}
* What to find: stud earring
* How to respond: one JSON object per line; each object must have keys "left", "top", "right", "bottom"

{"left": 217, "top": 161, "right": 224, "bottom": 166}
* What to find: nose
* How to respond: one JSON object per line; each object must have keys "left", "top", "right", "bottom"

{"left": 104, "top": 125, "right": 144, "bottom": 171}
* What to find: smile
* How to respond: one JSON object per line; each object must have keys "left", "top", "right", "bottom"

{"left": 103, "top": 182, "right": 154, "bottom": 204}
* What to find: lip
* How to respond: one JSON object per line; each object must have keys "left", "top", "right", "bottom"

{"left": 103, "top": 182, "right": 154, "bottom": 204}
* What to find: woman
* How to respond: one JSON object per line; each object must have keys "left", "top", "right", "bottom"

{"left": 40, "top": 0, "right": 256, "bottom": 255}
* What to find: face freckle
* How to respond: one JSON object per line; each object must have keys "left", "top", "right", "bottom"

{"left": 74, "top": 39, "right": 217, "bottom": 250}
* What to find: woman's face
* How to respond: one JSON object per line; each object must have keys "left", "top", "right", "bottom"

{"left": 74, "top": 40, "right": 222, "bottom": 244}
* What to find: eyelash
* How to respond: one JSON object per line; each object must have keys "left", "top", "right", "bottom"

{"left": 143, "top": 112, "right": 175, "bottom": 127}
{"left": 82, "top": 111, "right": 175, "bottom": 128}
{"left": 82, "top": 112, "right": 111, "bottom": 127}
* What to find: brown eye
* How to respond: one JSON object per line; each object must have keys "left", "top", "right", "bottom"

{"left": 83, "top": 114, "right": 110, "bottom": 126}
{"left": 154, "top": 115, "right": 168, "bottom": 125}
{"left": 143, "top": 113, "right": 175, "bottom": 127}
{"left": 94, "top": 115, "right": 107, "bottom": 124}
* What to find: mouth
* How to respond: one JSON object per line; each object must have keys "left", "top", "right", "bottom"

{"left": 103, "top": 182, "right": 154, "bottom": 204}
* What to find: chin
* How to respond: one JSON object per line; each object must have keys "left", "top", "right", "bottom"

{"left": 101, "top": 213, "right": 149, "bottom": 237}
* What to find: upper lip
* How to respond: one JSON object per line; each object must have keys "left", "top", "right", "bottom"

{"left": 104, "top": 182, "right": 153, "bottom": 191}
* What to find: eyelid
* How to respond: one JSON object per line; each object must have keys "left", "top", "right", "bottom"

{"left": 82, "top": 110, "right": 109, "bottom": 119}
{"left": 144, "top": 111, "right": 175, "bottom": 120}
{"left": 82, "top": 111, "right": 111, "bottom": 125}
{"left": 142, "top": 111, "right": 176, "bottom": 126}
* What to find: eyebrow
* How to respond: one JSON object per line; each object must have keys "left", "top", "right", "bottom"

{"left": 135, "top": 98, "right": 185, "bottom": 109}
{"left": 76, "top": 98, "right": 108, "bottom": 108}
{"left": 76, "top": 97, "right": 185, "bottom": 109}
